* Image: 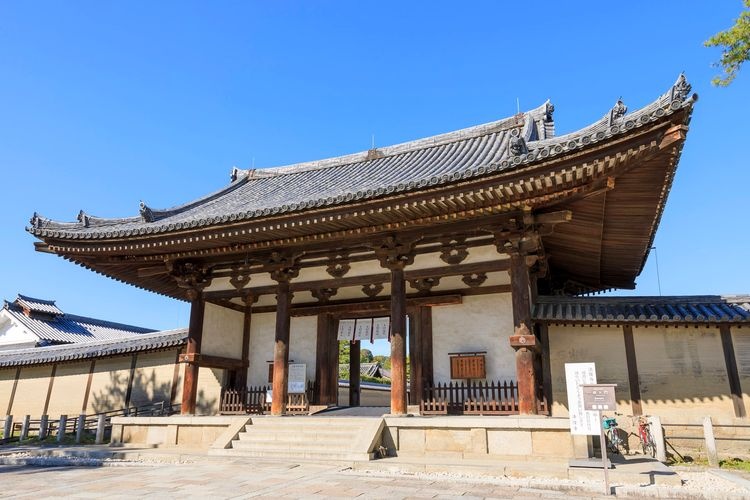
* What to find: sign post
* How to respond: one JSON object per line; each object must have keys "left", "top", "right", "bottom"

{"left": 581, "top": 383, "right": 618, "bottom": 496}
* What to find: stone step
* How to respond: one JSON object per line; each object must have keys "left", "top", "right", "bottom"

{"left": 237, "top": 431, "right": 356, "bottom": 445}
{"left": 231, "top": 439, "right": 357, "bottom": 453}
{"left": 214, "top": 446, "right": 374, "bottom": 462}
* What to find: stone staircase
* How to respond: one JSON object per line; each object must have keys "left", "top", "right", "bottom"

{"left": 209, "top": 416, "right": 384, "bottom": 461}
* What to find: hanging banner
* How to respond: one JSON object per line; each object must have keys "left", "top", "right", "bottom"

{"left": 372, "top": 317, "right": 390, "bottom": 341}
{"left": 337, "top": 319, "right": 356, "bottom": 340}
{"left": 288, "top": 363, "right": 307, "bottom": 393}
{"left": 354, "top": 318, "right": 373, "bottom": 341}
{"left": 565, "top": 362, "right": 599, "bottom": 436}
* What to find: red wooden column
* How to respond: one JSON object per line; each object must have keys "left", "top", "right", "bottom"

{"left": 508, "top": 249, "right": 538, "bottom": 415}
{"left": 270, "top": 267, "right": 297, "bottom": 416}
{"left": 390, "top": 267, "right": 408, "bottom": 414}
{"left": 375, "top": 235, "right": 415, "bottom": 416}
{"left": 237, "top": 294, "right": 254, "bottom": 390}
{"left": 315, "top": 313, "right": 338, "bottom": 405}
{"left": 181, "top": 292, "right": 205, "bottom": 415}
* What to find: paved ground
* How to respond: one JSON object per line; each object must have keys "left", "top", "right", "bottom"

{"left": 1, "top": 457, "right": 749, "bottom": 499}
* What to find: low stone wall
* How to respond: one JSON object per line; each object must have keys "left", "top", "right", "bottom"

{"left": 382, "top": 416, "right": 575, "bottom": 459}
{"left": 110, "top": 416, "right": 245, "bottom": 449}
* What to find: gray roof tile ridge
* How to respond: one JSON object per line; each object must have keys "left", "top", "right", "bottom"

{"left": 230, "top": 101, "right": 551, "bottom": 179}
{"left": 60, "top": 312, "right": 157, "bottom": 333}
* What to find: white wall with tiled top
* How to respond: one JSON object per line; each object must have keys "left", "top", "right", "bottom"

{"left": 431, "top": 293, "right": 516, "bottom": 384}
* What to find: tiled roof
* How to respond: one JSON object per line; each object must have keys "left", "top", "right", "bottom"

{"left": 533, "top": 295, "right": 750, "bottom": 324}
{"left": 0, "top": 329, "right": 187, "bottom": 367}
{"left": 3, "top": 298, "right": 156, "bottom": 345}
{"left": 15, "top": 294, "right": 63, "bottom": 316}
{"left": 27, "top": 75, "right": 697, "bottom": 240}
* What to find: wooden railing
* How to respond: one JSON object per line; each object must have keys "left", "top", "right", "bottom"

{"left": 420, "top": 380, "right": 548, "bottom": 416}
{"left": 220, "top": 382, "right": 315, "bottom": 415}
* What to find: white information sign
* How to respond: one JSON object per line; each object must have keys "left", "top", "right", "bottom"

{"left": 354, "top": 318, "right": 373, "bottom": 341}
{"left": 372, "top": 317, "right": 390, "bottom": 341}
{"left": 337, "top": 319, "right": 356, "bottom": 340}
{"left": 564, "top": 362, "right": 599, "bottom": 436}
{"left": 288, "top": 363, "right": 307, "bottom": 393}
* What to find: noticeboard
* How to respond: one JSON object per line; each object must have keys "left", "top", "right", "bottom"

{"left": 564, "top": 362, "right": 599, "bottom": 436}
{"left": 581, "top": 384, "right": 617, "bottom": 411}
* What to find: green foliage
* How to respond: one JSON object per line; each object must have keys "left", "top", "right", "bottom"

{"left": 338, "top": 341, "right": 350, "bottom": 364}
{"left": 373, "top": 354, "right": 391, "bottom": 369}
{"left": 360, "top": 348, "right": 374, "bottom": 363}
{"left": 719, "top": 457, "right": 750, "bottom": 471}
{"left": 705, "top": 0, "right": 750, "bottom": 86}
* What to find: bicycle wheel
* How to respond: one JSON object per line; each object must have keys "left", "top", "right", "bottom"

{"left": 642, "top": 438, "right": 656, "bottom": 458}
{"left": 606, "top": 429, "right": 620, "bottom": 454}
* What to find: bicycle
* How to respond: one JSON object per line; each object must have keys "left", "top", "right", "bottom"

{"left": 602, "top": 416, "right": 624, "bottom": 454}
{"left": 636, "top": 416, "right": 656, "bottom": 458}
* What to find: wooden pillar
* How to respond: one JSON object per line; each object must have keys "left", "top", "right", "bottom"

{"left": 315, "top": 313, "right": 338, "bottom": 405}
{"left": 421, "top": 306, "right": 434, "bottom": 390}
{"left": 390, "top": 267, "right": 408, "bottom": 415}
{"left": 238, "top": 295, "right": 253, "bottom": 389}
{"left": 408, "top": 311, "right": 420, "bottom": 405}
{"left": 622, "top": 325, "right": 643, "bottom": 416}
{"left": 181, "top": 294, "right": 205, "bottom": 415}
{"left": 350, "top": 341, "right": 361, "bottom": 407}
{"left": 271, "top": 276, "right": 294, "bottom": 416}
{"left": 509, "top": 250, "right": 538, "bottom": 415}
{"left": 720, "top": 325, "right": 746, "bottom": 418}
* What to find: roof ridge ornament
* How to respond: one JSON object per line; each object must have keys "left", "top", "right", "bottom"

{"left": 77, "top": 210, "right": 90, "bottom": 228}
{"left": 29, "top": 212, "right": 42, "bottom": 229}
{"left": 609, "top": 98, "right": 628, "bottom": 125}
{"left": 544, "top": 102, "right": 555, "bottom": 123}
{"left": 509, "top": 133, "right": 528, "bottom": 156}
{"left": 139, "top": 201, "right": 155, "bottom": 223}
{"left": 671, "top": 73, "right": 692, "bottom": 102}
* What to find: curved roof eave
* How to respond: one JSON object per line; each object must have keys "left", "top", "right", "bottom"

{"left": 27, "top": 75, "right": 696, "bottom": 242}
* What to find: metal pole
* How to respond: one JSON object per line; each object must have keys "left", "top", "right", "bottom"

{"left": 600, "top": 411, "right": 611, "bottom": 495}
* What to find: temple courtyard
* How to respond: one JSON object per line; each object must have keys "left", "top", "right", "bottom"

{"left": 0, "top": 448, "right": 748, "bottom": 499}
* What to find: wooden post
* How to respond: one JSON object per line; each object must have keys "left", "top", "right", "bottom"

{"left": 350, "top": 340, "right": 361, "bottom": 407}
{"left": 720, "top": 325, "right": 746, "bottom": 418}
{"left": 39, "top": 414, "right": 49, "bottom": 440}
{"left": 421, "top": 307, "right": 434, "bottom": 390}
{"left": 181, "top": 294, "right": 205, "bottom": 415}
{"left": 622, "top": 325, "right": 643, "bottom": 416}
{"left": 390, "top": 267, "right": 408, "bottom": 415}
{"left": 408, "top": 310, "right": 421, "bottom": 406}
{"left": 3, "top": 415, "right": 12, "bottom": 441}
{"left": 509, "top": 249, "right": 538, "bottom": 415}
{"left": 95, "top": 414, "right": 106, "bottom": 444}
{"left": 703, "top": 416, "right": 719, "bottom": 467}
{"left": 57, "top": 415, "right": 67, "bottom": 443}
{"left": 238, "top": 295, "right": 254, "bottom": 390}
{"left": 315, "top": 313, "right": 338, "bottom": 405}
{"left": 75, "top": 414, "right": 86, "bottom": 443}
{"left": 271, "top": 278, "right": 293, "bottom": 416}
{"left": 20, "top": 415, "right": 30, "bottom": 441}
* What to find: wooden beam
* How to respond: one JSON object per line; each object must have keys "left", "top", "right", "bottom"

{"left": 622, "top": 325, "right": 643, "bottom": 416}
{"left": 204, "top": 260, "right": 510, "bottom": 300}
{"left": 124, "top": 354, "right": 138, "bottom": 408}
{"left": 43, "top": 364, "right": 57, "bottom": 416}
{"left": 81, "top": 360, "right": 95, "bottom": 413}
{"left": 180, "top": 353, "right": 248, "bottom": 369}
{"left": 276, "top": 293, "right": 462, "bottom": 317}
{"left": 169, "top": 349, "right": 182, "bottom": 405}
{"left": 181, "top": 297, "right": 205, "bottom": 415}
{"left": 720, "top": 325, "right": 746, "bottom": 418}
{"left": 239, "top": 300, "right": 252, "bottom": 388}
{"left": 6, "top": 367, "right": 20, "bottom": 416}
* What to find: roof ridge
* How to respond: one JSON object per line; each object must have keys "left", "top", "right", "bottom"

{"left": 62, "top": 312, "right": 156, "bottom": 332}
{"left": 230, "top": 100, "right": 552, "bottom": 180}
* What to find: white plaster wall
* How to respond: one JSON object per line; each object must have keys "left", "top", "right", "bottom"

{"left": 0, "top": 312, "right": 37, "bottom": 350}
{"left": 201, "top": 303, "right": 244, "bottom": 359}
{"left": 246, "top": 313, "right": 318, "bottom": 387}
{"left": 431, "top": 293, "right": 516, "bottom": 384}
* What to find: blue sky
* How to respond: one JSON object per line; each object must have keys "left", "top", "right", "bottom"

{"left": 1, "top": 1, "right": 748, "bottom": 334}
